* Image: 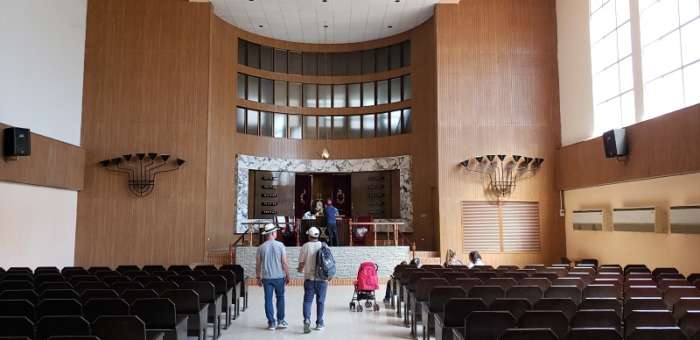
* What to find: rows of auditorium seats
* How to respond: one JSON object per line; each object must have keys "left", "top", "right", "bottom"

{"left": 389, "top": 261, "right": 700, "bottom": 340}
{"left": 0, "top": 264, "right": 248, "bottom": 340}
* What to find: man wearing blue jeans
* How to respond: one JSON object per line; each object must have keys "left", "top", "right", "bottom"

{"left": 324, "top": 199, "right": 339, "bottom": 246}
{"left": 256, "top": 223, "right": 290, "bottom": 330}
{"left": 298, "top": 227, "right": 328, "bottom": 333}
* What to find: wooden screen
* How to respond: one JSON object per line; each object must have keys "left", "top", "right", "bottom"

{"left": 461, "top": 201, "right": 541, "bottom": 253}
{"left": 461, "top": 201, "right": 501, "bottom": 253}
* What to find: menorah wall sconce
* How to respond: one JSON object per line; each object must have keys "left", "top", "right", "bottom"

{"left": 459, "top": 154, "right": 544, "bottom": 197}
{"left": 99, "top": 153, "right": 186, "bottom": 197}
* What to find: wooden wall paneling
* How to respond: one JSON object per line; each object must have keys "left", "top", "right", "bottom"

{"left": 559, "top": 103, "right": 700, "bottom": 190}
{"left": 76, "top": 0, "right": 212, "bottom": 267}
{"left": 0, "top": 123, "right": 85, "bottom": 191}
{"left": 434, "top": 0, "right": 564, "bottom": 266}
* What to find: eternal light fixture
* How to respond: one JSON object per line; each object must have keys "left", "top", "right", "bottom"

{"left": 99, "top": 153, "right": 186, "bottom": 197}
{"left": 460, "top": 154, "right": 544, "bottom": 197}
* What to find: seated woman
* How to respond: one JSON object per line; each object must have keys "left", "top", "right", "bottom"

{"left": 467, "top": 250, "right": 485, "bottom": 269}
{"left": 444, "top": 249, "right": 464, "bottom": 267}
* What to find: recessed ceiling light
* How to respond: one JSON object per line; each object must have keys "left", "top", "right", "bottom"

{"left": 323, "top": 25, "right": 328, "bottom": 28}
{"left": 395, "top": 0, "right": 400, "bottom": 2}
{"left": 258, "top": 25, "right": 264, "bottom": 28}
{"left": 387, "top": 25, "right": 393, "bottom": 28}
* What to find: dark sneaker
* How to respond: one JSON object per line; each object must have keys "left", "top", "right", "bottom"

{"left": 303, "top": 320, "right": 311, "bottom": 334}
{"left": 277, "top": 320, "right": 288, "bottom": 329}
{"left": 315, "top": 324, "right": 325, "bottom": 331}
{"left": 267, "top": 322, "right": 276, "bottom": 330}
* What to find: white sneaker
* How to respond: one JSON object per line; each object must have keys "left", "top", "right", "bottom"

{"left": 277, "top": 320, "right": 288, "bottom": 329}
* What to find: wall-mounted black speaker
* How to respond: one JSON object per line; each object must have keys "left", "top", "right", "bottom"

{"left": 603, "top": 128, "right": 627, "bottom": 158}
{"left": 3, "top": 127, "right": 32, "bottom": 157}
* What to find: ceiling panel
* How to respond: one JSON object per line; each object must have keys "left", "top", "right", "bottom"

{"left": 211, "top": 0, "right": 438, "bottom": 44}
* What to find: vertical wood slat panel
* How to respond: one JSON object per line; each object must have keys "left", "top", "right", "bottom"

{"left": 461, "top": 201, "right": 501, "bottom": 253}
{"left": 501, "top": 201, "right": 541, "bottom": 252}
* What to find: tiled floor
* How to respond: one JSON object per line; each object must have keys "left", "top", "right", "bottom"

{"left": 217, "top": 285, "right": 410, "bottom": 339}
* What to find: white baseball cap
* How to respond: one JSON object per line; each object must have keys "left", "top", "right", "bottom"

{"left": 306, "top": 227, "right": 320, "bottom": 238}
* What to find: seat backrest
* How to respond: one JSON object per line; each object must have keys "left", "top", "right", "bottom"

{"left": 101, "top": 276, "right": 130, "bottom": 286}
{"left": 552, "top": 277, "right": 585, "bottom": 290}
{"left": 657, "top": 273, "right": 686, "bottom": 281}
{"left": 483, "top": 278, "right": 517, "bottom": 291}
{"left": 35, "top": 267, "right": 60, "bottom": 275}
{"left": 652, "top": 267, "right": 679, "bottom": 278}
{"left": 502, "top": 272, "right": 528, "bottom": 281}
{"left": 68, "top": 275, "right": 100, "bottom": 286}
{"left": 83, "top": 298, "right": 130, "bottom": 323}
{"left": 624, "top": 279, "right": 657, "bottom": 289}
{"left": 625, "top": 286, "right": 662, "bottom": 301}
{"left": 0, "top": 316, "right": 35, "bottom": 338}
{"left": 36, "top": 274, "right": 66, "bottom": 285}
{"left": 180, "top": 281, "right": 215, "bottom": 303}
{"left": 87, "top": 267, "right": 111, "bottom": 274}
{"left": 506, "top": 286, "right": 543, "bottom": 305}
{"left": 489, "top": 298, "right": 531, "bottom": 319}
{"left": 470, "top": 271, "right": 498, "bottom": 281}
{"left": 545, "top": 285, "right": 582, "bottom": 305}
{"left": 428, "top": 286, "right": 466, "bottom": 313}
{"left": 193, "top": 265, "right": 218, "bottom": 273}
{"left": 115, "top": 266, "right": 140, "bottom": 274}
{"left": 451, "top": 278, "right": 482, "bottom": 294}
{"left": 443, "top": 298, "right": 487, "bottom": 327}
{"left": 110, "top": 282, "right": 144, "bottom": 294}
{"left": 167, "top": 275, "right": 194, "bottom": 285}
{"left": 583, "top": 284, "right": 619, "bottom": 299}
{"left": 664, "top": 286, "right": 700, "bottom": 307}
{"left": 36, "top": 299, "right": 82, "bottom": 319}
{"left": 518, "top": 310, "right": 570, "bottom": 339}
{"left": 623, "top": 297, "right": 668, "bottom": 319}
{"left": 132, "top": 276, "right": 163, "bottom": 286}
{"left": 680, "top": 311, "right": 700, "bottom": 339}
{"left": 36, "top": 315, "right": 90, "bottom": 340}
{"left": 0, "top": 299, "right": 35, "bottom": 321}
{"left": 532, "top": 272, "right": 559, "bottom": 282}
{"left": 467, "top": 285, "right": 505, "bottom": 306}
{"left": 121, "top": 289, "right": 158, "bottom": 304}
{"left": 145, "top": 281, "right": 180, "bottom": 295}
{"left": 93, "top": 315, "right": 147, "bottom": 340}
{"left": 131, "top": 298, "right": 176, "bottom": 329}
{"left": 534, "top": 298, "right": 578, "bottom": 320}
{"left": 518, "top": 278, "right": 551, "bottom": 292}
{"left": 628, "top": 326, "right": 687, "bottom": 340}
{"left": 443, "top": 272, "right": 469, "bottom": 283}
{"left": 74, "top": 282, "right": 109, "bottom": 293}
{"left": 406, "top": 272, "right": 438, "bottom": 290}
{"left": 673, "top": 297, "right": 700, "bottom": 320}
{"left": 60, "top": 268, "right": 89, "bottom": 278}
{"left": 659, "top": 279, "right": 691, "bottom": 291}
{"left": 47, "top": 336, "right": 100, "bottom": 340}
{"left": 80, "top": 289, "right": 119, "bottom": 304}
{"left": 161, "top": 289, "right": 200, "bottom": 314}
{"left": 93, "top": 271, "right": 121, "bottom": 280}
{"left": 167, "top": 265, "right": 191, "bottom": 274}
{"left": 571, "top": 309, "right": 621, "bottom": 332}
{"left": 40, "top": 289, "right": 80, "bottom": 301}
{"left": 212, "top": 270, "right": 239, "bottom": 287}
{"left": 181, "top": 270, "right": 206, "bottom": 280}
{"left": 142, "top": 265, "right": 166, "bottom": 273}
{"left": 0, "top": 290, "right": 39, "bottom": 305}
{"left": 200, "top": 275, "right": 228, "bottom": 295}
{"left": 581, "top": 298, "right": 622, "bottom": 318}
{"left": 39, "top": 282, "right": 74, "bottom": 293}
{"left": 219, "top": 265, "right": 244, "bottom": 281}
{"left": 566, "top": 327, "right": 622, "bottom": 340}
{"left": 0, "top": 281, "right": 35, "bottom": 291}
{"left": 500, "top": 328, "right": 558, "bottom": 340}
{"left": 624, "top": 310, "right": 677, "bottom": 337}
{"left": 465, "top": 311, "right": 516, "bottom": 340}
{"left": 414, "top": 278, "right": 449, "bottom": 302}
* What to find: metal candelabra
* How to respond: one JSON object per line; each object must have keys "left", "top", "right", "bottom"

{"left": 100, "top": 153, "right": 186, "bottom": 197}
{"left": 460, "top": 154, "right": 543, "bottom": 197}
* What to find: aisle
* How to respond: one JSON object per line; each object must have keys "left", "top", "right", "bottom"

{"left": 218, "top": 285, "right": 409, "bottom": 339}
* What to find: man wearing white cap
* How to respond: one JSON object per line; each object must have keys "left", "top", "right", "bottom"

{"left": 256, "top": 223, "right": 290, "bottom": 330}
{"left": 297, "top": 226, "right": 328, "bottom": 333}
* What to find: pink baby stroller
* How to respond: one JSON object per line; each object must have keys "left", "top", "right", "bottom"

{"left": 350, "top": 261, "right": 380, "bottom": 312}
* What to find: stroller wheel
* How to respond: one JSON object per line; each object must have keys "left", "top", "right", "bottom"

{"left": 357, "top": 305, "right": 363, "bottom": 312}
{"left": 365, "top": 301, "right": 372, "bottom": 308}
{"left": 373, "top": 303, "right": 380, "bottom": 312}
{"left": 349, "top": 302, "right": 355, "bottom": 311}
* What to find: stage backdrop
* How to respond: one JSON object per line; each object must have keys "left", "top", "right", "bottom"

{"left": 235, "top": 154, "right": 413, "bottom": 233}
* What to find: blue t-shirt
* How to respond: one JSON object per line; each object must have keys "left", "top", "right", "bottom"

{"left": 325, "top": 205, "right": 338, "bottom": 225}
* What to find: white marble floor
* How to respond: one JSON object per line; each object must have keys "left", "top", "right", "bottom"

{"left": 216, "top": 285, "right": 410, "bottom": 340}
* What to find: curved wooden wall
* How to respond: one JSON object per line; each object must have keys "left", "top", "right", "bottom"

{"left": 207, "top": 15, "right": 438, "bottom": 252}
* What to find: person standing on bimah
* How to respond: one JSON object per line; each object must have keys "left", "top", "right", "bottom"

{"left": 324, "top": 199, "right": 339, "bottom": 246}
